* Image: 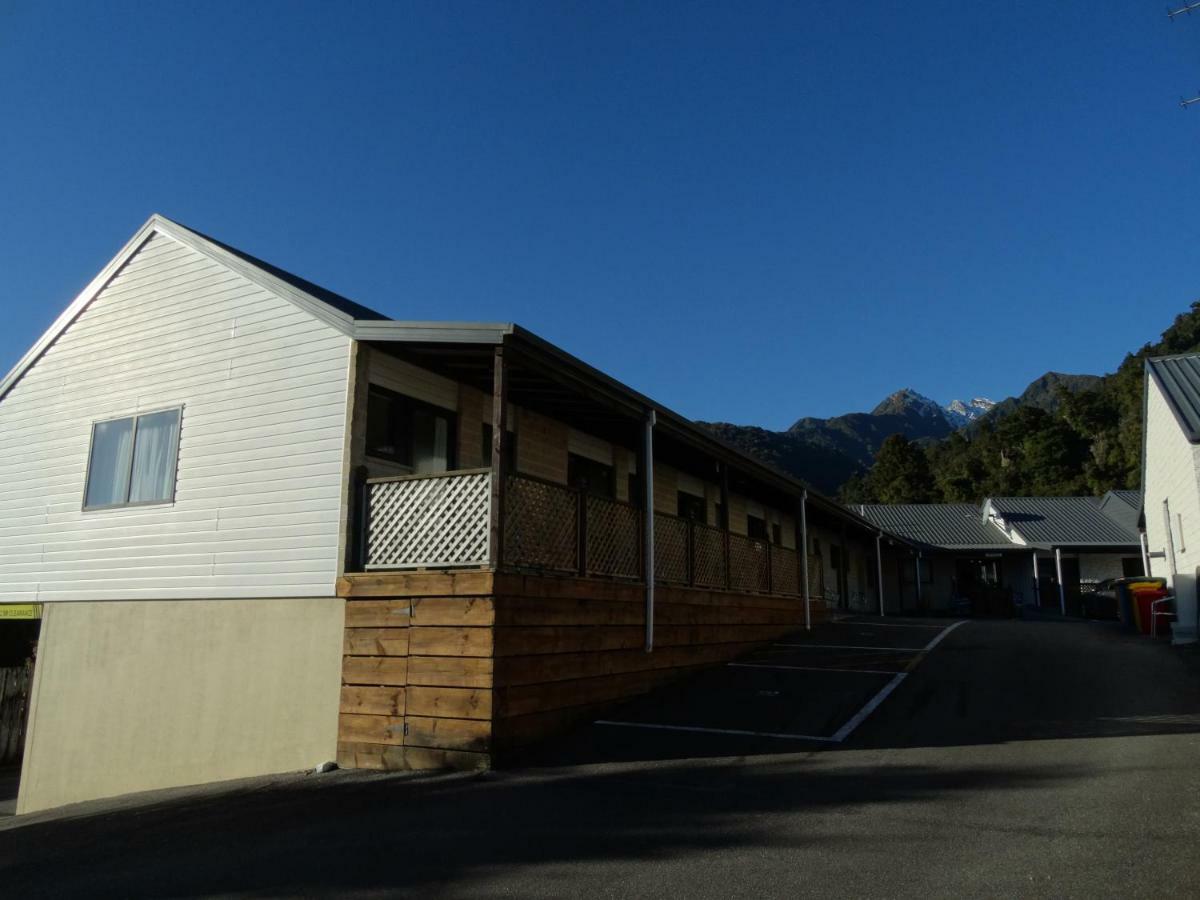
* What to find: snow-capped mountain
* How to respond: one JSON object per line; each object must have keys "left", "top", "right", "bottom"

{"left": 872, "top": 389, "right": 994, "bottom": 429}
{"left": 871, "top": 388, "right": 948, "bottom": 420}
{"left": 942, "top": 397, "right": 996, "bottom": 427}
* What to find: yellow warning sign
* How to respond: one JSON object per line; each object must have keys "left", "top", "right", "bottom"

{"left": 0, "top": 604, "right": 42, "bottom": 620}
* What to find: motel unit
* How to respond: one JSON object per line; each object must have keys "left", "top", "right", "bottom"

{"left": 0, "top": 215, "right": 892, "bottom": 813}
{"left": 1142, "top": 353, "right": 1200, "bottom": 643}
{"left": 855, "top": 493, "right": 1143, "bottom": 615}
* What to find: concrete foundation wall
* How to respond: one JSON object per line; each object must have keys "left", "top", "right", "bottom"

{"left": 17, "top": 597, "right": 345, "bottom": 814}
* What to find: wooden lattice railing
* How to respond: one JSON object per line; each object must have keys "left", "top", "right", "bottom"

{"left": 361, "top": 470, "right": 804, "bottom": 596}
{"left": 365, "top": 469, "right": 492, "bottom": 569}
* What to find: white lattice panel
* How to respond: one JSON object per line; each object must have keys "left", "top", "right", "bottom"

{"left": 366, "top": 472, "right": 491, "bottom": 569}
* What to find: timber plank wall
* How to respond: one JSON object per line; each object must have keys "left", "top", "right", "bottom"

{"left": 336, "top": 570, "right": 827, "bottom": 771}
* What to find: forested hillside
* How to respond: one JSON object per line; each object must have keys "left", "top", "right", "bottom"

{"left": 840, "top": 302, "right": 1200, "bottom": 504}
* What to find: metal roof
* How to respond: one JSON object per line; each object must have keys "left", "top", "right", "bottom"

{"left": 1096, "top": 490, "right": 1142, "bottom": 535}
{"left": 1147, "top": 354, "right": 1200, "bottom": 443}
{"left": 0, "top": 214, "right": 885, "bottom": 539}
{"left": 855, "top": 504, "right": 1013, "bottom": 550}
{"left": 986, "top": 496, "right": 1140, "bottom": 547}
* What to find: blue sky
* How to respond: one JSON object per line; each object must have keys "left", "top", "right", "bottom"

{"left": 1, "top": 2, "right": 1198, "bottom": 428}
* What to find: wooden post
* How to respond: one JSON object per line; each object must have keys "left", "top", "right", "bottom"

{"left": 489, "top": 346, "right": 507, "bottom": 570}
{"left": 914, "top": 551, "right": 923, "bottom": 610}
{"left": 577, "top": 487, "right": 587, "bottom": 577}
{"left": 720, "top": 462, "right": 731, "bottom": 590}
{"left": 765, "top": 528, "right": 773, "bottom": 594}
{"left": 876, "top": 531, "right": 885, "bottom": 618}
{"left": 799, "top": 492, "right": 811, "bottom": 630}
{"left": 839, "top": 520, "right": 849, "bottom": 611}
{"left": 643, "top": 410, "right": 656, "bottom": 652}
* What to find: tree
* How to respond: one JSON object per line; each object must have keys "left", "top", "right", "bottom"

{"left": 864, "top": 434, "right": 937, "bottom": 503}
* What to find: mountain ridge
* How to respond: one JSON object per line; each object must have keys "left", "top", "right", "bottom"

{"left": 700, "top": 372, "right": 1095, "bottom": 495}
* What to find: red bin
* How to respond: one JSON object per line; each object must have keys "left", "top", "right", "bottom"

{"left": 1133, "top": 588, "right": 1168, "bottom": 636}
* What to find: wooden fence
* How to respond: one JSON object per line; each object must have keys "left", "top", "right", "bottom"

{"left": 364, "top": 470, "right": 805, "bottom": 597}
{"left": 0, "top": 663, "right": 32, "bottom": 766}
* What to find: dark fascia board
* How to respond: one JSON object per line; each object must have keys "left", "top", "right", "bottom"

{"left": 504, "top": 325, "right": 888, "bottom": 537}
{"left": 367, "top": 321, "right": 886, "bottom": 537}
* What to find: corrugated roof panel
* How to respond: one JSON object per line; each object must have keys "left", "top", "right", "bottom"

{"left": 1148, "top": 354, "right": 1200, "bottom": 443}
{"left": 856, "top": 504, "right": 1013, "bottom": 549}
{"left": 988, "top": 496, "right": 1139, "bottom": 546}
{"left": 1097, "top": 490, "right": 1142, "bottom": 535}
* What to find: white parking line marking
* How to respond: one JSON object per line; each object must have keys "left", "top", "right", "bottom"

{"left": 771, "top": 643, "right": 925, "bottom": 652}
{"left": 830, "top": 620, "right": 968, "bottom": 742}
{"left": 834, "top": 621, "right": 946, "bottom": 629}
{"left": 593, "top": 620, "right": 968, "bottom": 745}
{"left": 830, "top": 673, "right": 908, "bottom": 741}
{"left": 593, "top": 720, "right": 838, "bottom": 742}
{"left": 729, "top": 663, "right": 897, "bottom": 675}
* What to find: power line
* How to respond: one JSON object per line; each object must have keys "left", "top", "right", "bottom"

{"left": 1168, "top": 2, "right": 1200, "bottom": 20}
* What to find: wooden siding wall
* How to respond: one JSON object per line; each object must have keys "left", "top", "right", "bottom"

{"left": 515, "top": 408, "right": 569, "bottom": 484}
{"left": 356, "top": 347, "right": 805, "bottom": 547}
{"left": 0, "top": 232, "right": 353, "bottom": 602}
{"left": 336, "top": 571, "right": 826, "bottom": 770}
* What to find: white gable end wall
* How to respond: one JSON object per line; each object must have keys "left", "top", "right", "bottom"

{"left": 1143, "top": 374, "right": 1200, "bottom": 641}
{"left": 0, "top": 231, "right": 354, "bottom": 602}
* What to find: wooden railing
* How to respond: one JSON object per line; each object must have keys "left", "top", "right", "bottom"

{"left": 361, "top": 470, "right": 804, "bottom": 596}
{"left": 364, "top": 469, "right": 491, "bottom": 570}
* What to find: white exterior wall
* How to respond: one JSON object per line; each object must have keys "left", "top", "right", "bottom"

{"left": 1143, "top": 375, "right": 1200, "bottom": 640}
{"left": 0, "top": 231, "right": 354, "bottom": 602}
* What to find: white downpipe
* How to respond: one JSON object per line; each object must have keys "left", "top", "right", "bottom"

{"left": 914, "top": 551, "right": 923, "bottom": 609}
{"left": 1140, "top": 531, "right": 1152, "bottom": 577}
{"left": 1162, "top": 499, "right": 1178, "bottom": 578}
{"left": 800, "top": 491, "right": 811, "bottom": 631}
{"left": 1055, "top": 547, "right": 1066, "bottom": 616}
{"left": 1032, "top": 551, "right": 1040, "bottom": 607}
{"left": 876, "top": 531, "right": 885, "bottom": 617}
{"left": 643, "top": 410, "right": 656, "bottom": 652}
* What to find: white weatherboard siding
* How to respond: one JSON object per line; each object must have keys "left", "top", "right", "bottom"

{"left": 0, "top": 231, "right": 353, "bottom": 601}
{"left": 1144, "top": 375, "right": 1200, "bottom": 639}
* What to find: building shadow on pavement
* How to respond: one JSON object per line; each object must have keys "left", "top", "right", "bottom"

{"left": 0, "top": 758, "right": 1085, "bottom": 898}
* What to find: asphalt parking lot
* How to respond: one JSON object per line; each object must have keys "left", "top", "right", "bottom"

{"left": 521, "top": 616, "right": 967, "bottom": 766}
{"left": 4, "top": 616, "right": 1200, "bottom": 898}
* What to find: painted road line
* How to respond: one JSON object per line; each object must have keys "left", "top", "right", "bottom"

{"left": 829, "top": 673, "right": 909, "bottom": 742}
{"left": 771, "top": 643, "right": 926, "bottom": 652}
{"left": 729, "top": 663, "right": 898, "bottom": 675}
{"left": 830, "top": 620, "right": 969, "bottom": 742}
{"left": 594, "top": 620, "right": 968, "bottom": 744}
{"left": 832, "top": 620, "right": 947, "bottom": 629}
{"left": 593, "top": 720, "right": 838, "bottom": 742}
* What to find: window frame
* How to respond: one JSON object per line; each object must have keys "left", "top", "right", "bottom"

{"left": 82, "top": 405, "right": 184, "bottom": 512}
{"left": 365, "top": 384, "right": 458, "bottom": 473}
{"left": 567, "top": 452, "right": 615, "bottom": 499}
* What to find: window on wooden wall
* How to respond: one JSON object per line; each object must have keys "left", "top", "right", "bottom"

{"left": 747, "top": 514, "right": 769, "bottom": 542}
{"left": 366, "top": 384, "right": 456, "bottom": 474}
{"left": 677, "top": 491, "right": 707, "bottom": 524}
{"left": 568, "top": 453, "right": 615, "bottom": 499}
{"left": 84, "top": 407, "right": 182, "bottom": 510}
